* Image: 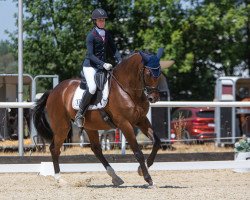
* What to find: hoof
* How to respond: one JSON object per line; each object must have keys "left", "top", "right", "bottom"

{"left": 106, "top": 166, "right": 124, "bottom": 186}
{"left": 137, "top": 166, "right": 143, "bottom": 176}
{"left": 112, "top": 176, "right": 124, "bottom": 186}
{"left": 148, "top": 182, "right": 157, "bottom": 189}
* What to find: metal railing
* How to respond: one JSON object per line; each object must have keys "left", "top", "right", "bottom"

{"left": 1, "top": 101, "right": 250, "bottom": 155}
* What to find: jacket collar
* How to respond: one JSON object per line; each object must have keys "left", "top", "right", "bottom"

{"left": 92, "top": 27, "right": 106, "bottom": 41}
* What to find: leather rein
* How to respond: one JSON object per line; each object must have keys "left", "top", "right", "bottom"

{"left": 109, "top": 64, "right": 159, "bottom": 96}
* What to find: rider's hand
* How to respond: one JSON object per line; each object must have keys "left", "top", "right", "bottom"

{"left": 103, "top": 63, "right": 113, "bottom": 71}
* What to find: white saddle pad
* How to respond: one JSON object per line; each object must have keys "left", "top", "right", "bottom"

{"left": 72, "top": 79, "right": 110, "bottom": 110}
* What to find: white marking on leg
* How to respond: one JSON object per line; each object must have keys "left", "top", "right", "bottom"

{"left": 54, "top": 173, "right": 68, "bottom": 186}
{"left": 148, "top": 182, "right": 158, "bottom": 189}
{"left": 54, "top": 173, "right": 61, "bottom": 180}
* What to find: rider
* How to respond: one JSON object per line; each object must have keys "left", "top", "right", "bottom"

{"left": 75, "top": 8, "right": 122, "bottom": 128}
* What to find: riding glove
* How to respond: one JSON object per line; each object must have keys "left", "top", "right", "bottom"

{"left": 103, "top": 63, "right": 113, "bottom": 70}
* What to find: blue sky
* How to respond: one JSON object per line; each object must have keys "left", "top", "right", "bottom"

{"left": 0, "top": 0, "right": 17, "bottom": 41}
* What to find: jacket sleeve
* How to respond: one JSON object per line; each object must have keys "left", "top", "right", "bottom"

{"left": 86, "top": 33, "right": 105, "bottom": 67}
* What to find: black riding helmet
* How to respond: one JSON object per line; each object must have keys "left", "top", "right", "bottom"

{"left": 91, "top": 8, "right": 108, "bottom": 19}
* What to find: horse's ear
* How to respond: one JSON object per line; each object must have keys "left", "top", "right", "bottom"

{"left": 160, "top": 60, "right": 175, "bottom": 69}
{"left": 157, "top": 48, "right": 164, "bottom": 59}
{"left": 140, "top": 51, "right": 149, "bottom": 63}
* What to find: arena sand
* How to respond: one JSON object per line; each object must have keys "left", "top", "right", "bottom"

{"left": 0, "top": 169, "right": 249, "bottom": 200}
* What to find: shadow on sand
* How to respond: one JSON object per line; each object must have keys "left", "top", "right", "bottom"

{"left": 87, "top": 184, "right": 188, "bottom": 189}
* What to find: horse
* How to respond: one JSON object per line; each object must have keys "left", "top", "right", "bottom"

{"left": 33, "top": 49, "right": 164, "bottom": 187}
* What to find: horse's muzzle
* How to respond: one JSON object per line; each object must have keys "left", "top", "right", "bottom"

{"left": 147, "top": 94, "right": 160, "bottom": 103}
{"left": 145, "top": 87, "right": 160, "bottom": 103}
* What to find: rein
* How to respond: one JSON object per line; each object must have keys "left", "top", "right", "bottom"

{"left": 108, "top": 69, "right": 141, "bottom": 94}
{"left": 109, "top": 64, "right": 159, "bottom": 96}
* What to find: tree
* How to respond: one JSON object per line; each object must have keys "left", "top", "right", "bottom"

{"left": 9, "top": 0, "right": 133, "bottom": 81}
{"left": 132, "top": 0, "right": 249, "bottom": 100}
{"left": 9, "top": 0, "right": 93, "bottom": 80}
{"left": 0, "top": 40, "right": 17, "bottom": 73}
{"left": 171, "top": 0, "right": 250, "bottom": 100}
{"left": 8, "top": 0, "right": 249, "bottom": 101}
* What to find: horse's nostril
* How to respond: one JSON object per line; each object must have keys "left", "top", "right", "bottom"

{"left": 148, "top": 97, "right": 154, "bottom": 103}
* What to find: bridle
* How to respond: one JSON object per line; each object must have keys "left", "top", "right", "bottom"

{"left": 141, "top": 66, "right": 160, "bottom": 95}
{"left": 110, "top": 63, "right": 160, "bottom": 96}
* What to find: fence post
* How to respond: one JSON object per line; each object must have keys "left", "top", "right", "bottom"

{"left": 121, "top": 130, "right": 126, "bottom": 155}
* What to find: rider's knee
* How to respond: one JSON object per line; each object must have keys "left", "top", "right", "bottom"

{"left": 88, "top": 86, "right": 97, "bottom": 94}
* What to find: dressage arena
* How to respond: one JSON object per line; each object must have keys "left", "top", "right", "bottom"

{"left": 0, "top": 144, "right": 250, "bottom": 199}
{"left": 1, "top": 103, "right": 250, "bottom": 199}
{"left": 0, "top": 169, "right": 249, "bottom": 200}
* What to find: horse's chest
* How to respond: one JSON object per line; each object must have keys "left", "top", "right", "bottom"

{"left": 133, "top": 105, "right": 147, "bottom": 121}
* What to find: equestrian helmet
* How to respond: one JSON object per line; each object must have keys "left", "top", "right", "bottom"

{"left": 91, "top": 8, "right": 108, "bottom": 19}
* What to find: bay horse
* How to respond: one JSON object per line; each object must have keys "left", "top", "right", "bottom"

{"left": 33, "top": 50, "right": 163, "bottom": 187}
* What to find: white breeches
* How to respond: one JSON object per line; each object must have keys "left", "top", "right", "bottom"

{"left": 82, "top": 66, "right": 97, "bottom": 94}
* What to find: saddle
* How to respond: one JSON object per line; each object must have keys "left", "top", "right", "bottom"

{"left": 73, "top": 70, "right": 110, "bottom": 110}
{"left": 74, "top": 70, "right": 115, "bottom": 128}
{"left": 80, "top": 70, "right": 107, "bottom": 91}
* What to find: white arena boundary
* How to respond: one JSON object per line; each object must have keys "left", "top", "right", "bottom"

{"left": 0, "top": 161, "right": 249, "bottom": 175}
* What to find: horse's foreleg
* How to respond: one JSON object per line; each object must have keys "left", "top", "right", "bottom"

{"left": 86, "top": 130, "right": 124, "bottom": 186}
{"left": 119, "top": 122, "right": 154, "bottom": 187}
{"left": 136, "top": 117, "right": 161, "bottom": 169}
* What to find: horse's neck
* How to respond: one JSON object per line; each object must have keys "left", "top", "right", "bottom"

{"left": 114, "top": 53, "right": 144, "bottom": 98}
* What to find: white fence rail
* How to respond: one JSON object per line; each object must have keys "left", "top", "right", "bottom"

{"left": 150, "top": 101, "right": 250, "bottom": 107}
{"left": 0, "top": 102, "right": 35, "bottom": 108}
{"left": 1, "top": 101, "right": 250, "bottom": 155}
{"left": 1, "top": 101, "right": 250, "bottom": 109}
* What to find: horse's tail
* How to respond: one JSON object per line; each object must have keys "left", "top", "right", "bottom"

{"left": 33, "top": 90, "right": 53, "bottom": 142}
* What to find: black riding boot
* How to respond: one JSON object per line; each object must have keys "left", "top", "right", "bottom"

{"left": 74, "top": 91, "right": 93, "bottom": 128}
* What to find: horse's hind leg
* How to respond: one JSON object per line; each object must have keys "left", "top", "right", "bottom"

{"left": 49, "top": 120, "right": 71, "bottom": 184}
{"left": 136, "top": 117, "right": 161, "bottom": 176}
{"left": 86, "top": 129, "right": 124, "bottom": 186}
